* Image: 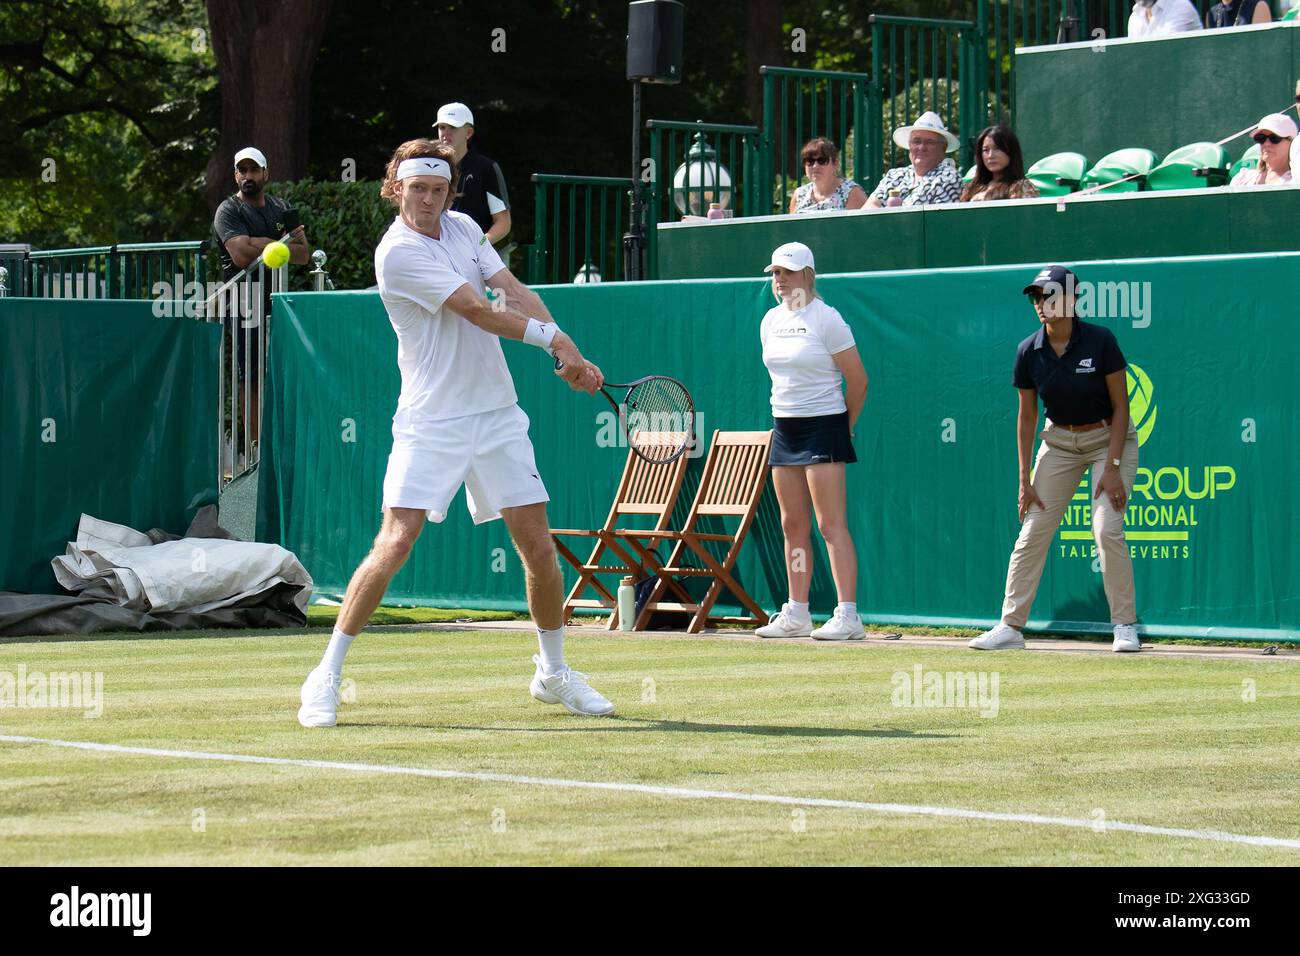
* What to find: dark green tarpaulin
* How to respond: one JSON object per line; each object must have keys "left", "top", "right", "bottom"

{"left": 258, "top": 253, "right": 1299, "bottom": 640}
{"left": 0, "top": 299, "right": 220, "bottom": 594}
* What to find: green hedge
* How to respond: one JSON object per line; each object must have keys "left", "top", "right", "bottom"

{"left": 272, "top": 179, "right": 392, "bottom": 290}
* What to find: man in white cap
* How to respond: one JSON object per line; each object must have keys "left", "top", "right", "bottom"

{"left": 1232, "top": 112, "right": 1296, "bottom": 185}
{"left": 211, "top": 146, "right": 309, "bottom": 450}
{"left": 296, "top": 139, "right": 615, "bottom": 728}
{"left": 434, "top": 102, "right": 512, "bottom": 247}
{"left": 212, "top": 146, "right": 308, "bottom": 281}
{"left": 866, "top": 111, "right": 963, "bottom": 209}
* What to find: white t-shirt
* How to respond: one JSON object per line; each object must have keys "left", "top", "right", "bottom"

{"left": 760, "top": 298, "right": 856, "bottom": 418}
{"left": 374, "top": 212, "right": 512, "bottom": 424}
{"left": 1127, "top": 0, "right": 1202, "bottom": 38}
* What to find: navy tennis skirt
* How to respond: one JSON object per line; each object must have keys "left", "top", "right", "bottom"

{"left": 770, "top": 412, "right": 857, "bottom": 466}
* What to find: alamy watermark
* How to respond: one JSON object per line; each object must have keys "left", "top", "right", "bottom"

{"left": 1035, "top": 277, "right": 1151, "bottom": 328}
{"left": 0, "top": 665, "right": 104, "bottom": 718}
{"left": 890, "top": 664, "right": 999, "bottom": 718}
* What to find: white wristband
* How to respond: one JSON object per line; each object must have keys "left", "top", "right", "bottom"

{"left": 523, "top": 317, "right": 560, "bottom": 353}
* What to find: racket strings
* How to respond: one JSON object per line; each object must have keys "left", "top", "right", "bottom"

{"left": 623, "top": 378, "right": 694, "bottom": 463}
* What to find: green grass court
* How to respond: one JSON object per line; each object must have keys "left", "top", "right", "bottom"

{"left": 1, "top": 622, "right": 1297, "bottom": 866}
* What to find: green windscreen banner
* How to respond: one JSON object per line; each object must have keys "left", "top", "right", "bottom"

{"left": 258, "top": 253, "right": 1298, "bottom": 641}
{"left": 0, "top": 299, "right": 221, "bottom": 594}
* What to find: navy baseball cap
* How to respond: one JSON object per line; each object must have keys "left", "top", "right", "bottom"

{"left": 1023, "top": 264, "right": 1077, "bottom": 294}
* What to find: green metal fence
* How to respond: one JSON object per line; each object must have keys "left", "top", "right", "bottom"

{"left": 759, "top": 66, "right": 872, "bottom": 214}
{"left": 528, "top": 174, "right": 655, "bottom": 285}
{"left": 1, "top": 241, "right": 210, "bottom": 301}
{"left": 869, "top": 15, "right": 985, "bottom": 182}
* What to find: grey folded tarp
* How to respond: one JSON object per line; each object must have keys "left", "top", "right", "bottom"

{"left": 0, "top": 506, "right": 312, "bottom": 637}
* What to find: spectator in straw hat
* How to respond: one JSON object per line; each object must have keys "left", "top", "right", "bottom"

{"left": 866, "top": 111, "right": 963, "bottom": 208}
{"left": 1231, "top": 113, "right": 1296, "bottom": 185}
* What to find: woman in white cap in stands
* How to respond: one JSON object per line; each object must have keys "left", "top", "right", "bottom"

{"left": 1232, "top": 113, "right": 1296, "bottom": 185}
{"left": 865, "top": 111, "right": 963, "bottom": 208}
{"left": 754, "top": 242, "right": 870, "bottom": 641}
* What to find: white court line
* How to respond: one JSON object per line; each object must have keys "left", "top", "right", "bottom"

{"left": 3, "top": 734, "right": 1298, "bottom": 851}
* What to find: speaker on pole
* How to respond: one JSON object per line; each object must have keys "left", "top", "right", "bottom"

{"left": 627, "top": 0, "right": 683, "bottom": 84}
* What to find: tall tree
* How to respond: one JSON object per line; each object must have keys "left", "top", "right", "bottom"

{"left": 745, "top": 0, "right": 786, "bottom": 124}
{"left": 202, "top": 0, "right": 335, "bottom": 211}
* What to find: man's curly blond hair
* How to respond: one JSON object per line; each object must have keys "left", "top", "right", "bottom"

{"left": 380, "top": 139, "right": 460, "bottom": 208}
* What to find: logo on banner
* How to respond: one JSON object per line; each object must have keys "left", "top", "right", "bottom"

{"left": 1055, "top": 363, "right": 1235, "bottom": 562}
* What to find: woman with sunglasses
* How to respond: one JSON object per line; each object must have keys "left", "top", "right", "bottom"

{"left": 959, "top": 125, "right": 1040, "bottom": 202}
{"left": 1232, "top": 113, "right": 1295, "bottom": 185}
{"left": 969, "top": 265, "right": 1142, "bottom": 654}
{"left": 789, "top": 137, "right": 867, "bottom": 214}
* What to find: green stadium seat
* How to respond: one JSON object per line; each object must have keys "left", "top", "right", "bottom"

{"left": 1228, "top": 143, "right": 1260, "bottom": 181}
{"left": 1147, "top": 142, "right": 1230, "bottom": 190}
{"left": 1025, "top": 152, "right": 1088, "bottom": 196}
{"left": 1080, "top": 148, "right": 1161, "bottom": 193}
{"left": 1282, "top": 5, "right": 1298, "bottom": 20}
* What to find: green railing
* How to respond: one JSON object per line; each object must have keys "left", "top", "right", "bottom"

{"left": 759, "top": 66, "right": 872, "bottom": 214}
{"left": 869, "top": 15, "right": 985, "bottom": 182}
{"left": 2, "top": 241, "right": 210, "bottom": 301}
{"left": 647, "top": 119, "right": 762, "bottom": 224}
{"left": 528, "top": 174, "right": 655, "bottom": 284}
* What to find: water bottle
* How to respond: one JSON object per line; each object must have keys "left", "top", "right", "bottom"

{"left": 886, "top": 188, "right": 904, "bottom": 207}
{"left": 707, "top": 202, "right": 724, "bottom": 220}
{"left": 617, "top": 575, "right": 637, "bottom": 630}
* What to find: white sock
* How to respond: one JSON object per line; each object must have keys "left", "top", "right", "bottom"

{"left": 537, "top": 626, "right": 565, "bottom": 674}
{"left": 788, "top": 599, "right": 810, "bottom": 619}
{"left": 319, "top": 626, "right": 356, "bottom": 677}
{"left": 837, "top": 602, "right": 858, "bottom": 618}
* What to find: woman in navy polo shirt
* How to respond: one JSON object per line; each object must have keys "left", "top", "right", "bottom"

{"left": 971, "top": 265, "right": 1142, "bottom": 653}
{"left": 754, "top": 242, "right": 870, "bottom": 641}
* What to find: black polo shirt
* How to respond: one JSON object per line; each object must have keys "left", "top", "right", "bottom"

{"left": 1012, "top": 319, "right": 1126, "bottom": 425}
{"left": 212, "top": 193, "right": 298, "bottom": 280}
{"left": 453, "top": 151, "right": 509, "bottom": 236}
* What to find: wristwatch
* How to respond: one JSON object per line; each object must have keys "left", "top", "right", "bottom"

{"left": 1110, "top": 457, "right": 1121, "bottom": 468}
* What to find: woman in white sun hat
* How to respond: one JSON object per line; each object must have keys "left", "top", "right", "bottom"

{"left": 754, "top": 242, "right": 870, "bottom": 641}
{"left": 866, "top": 110, "right": 964, "bottom": 208}
{"left": 1231, "top": 112, "right": 1296, "bottom": 186}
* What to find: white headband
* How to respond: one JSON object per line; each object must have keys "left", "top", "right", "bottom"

{"left": 396, "top": 157, "right": 451, "bottom": 181}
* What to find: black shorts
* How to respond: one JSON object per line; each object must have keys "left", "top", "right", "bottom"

{"left": 770, "top": 412, "right": 857, "bottom": 466}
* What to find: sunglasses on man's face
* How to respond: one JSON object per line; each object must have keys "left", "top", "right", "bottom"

{"left": 1253, "top": 132, "right": 1287, "bottom": 145}
{"left": 803, "top": 156, "right": 831, "bottom": 166}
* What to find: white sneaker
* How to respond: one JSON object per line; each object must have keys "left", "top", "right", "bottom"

{"left": 755, "top": 603, "right": 813, "bottom": 638}
{"left": 1112, "top": 623, "right": 1141, "bottom": 653}
{"left": 530, "top": 655, "right": 616, "bottom": 717}
{"left": 968, "top": 623, "right": 1025, "bottom": 650}
{"left": 297, "top": 666, "right": 340, "bottom": 727}
{"left": 811, "top": 608, "right": 866, "bottom": 641}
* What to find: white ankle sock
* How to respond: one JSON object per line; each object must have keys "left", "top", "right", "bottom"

{"left": 320, "top": 626, "right": 356, "bottom": 676}
{"left": 788, "top": 599, "right": 810, "bottom": 618}
{"left": 837, "top": 602, "right": 858, "bottom": 618}
{"left": 537, "top": 627, "right": 565, "bottom": 674}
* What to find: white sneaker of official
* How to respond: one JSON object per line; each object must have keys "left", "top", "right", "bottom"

{"left": 968, "top": 623, "right": 1026, "bottom": 650}
{"left": 755, "top": 603, "right": 814, "bottom": 638}
{"left": 530, "top": 655, "right": 616, "bottom": 717}
{"left": 1112, "top": 623, "right": 1141, "bottom": 653}
{"left": 297, "top": 666, "right": 340, "bottom": 728}
{"left": 810, "top": 608, "right": 866, "bottom": 641}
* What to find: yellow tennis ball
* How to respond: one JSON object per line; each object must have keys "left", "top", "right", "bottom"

{"left": 263, "top": 240, "right": 289, "bottom": 269}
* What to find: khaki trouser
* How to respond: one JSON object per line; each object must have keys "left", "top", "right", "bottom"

{"left": 1001, "top": 420, "right": 1140, "bottom": 628}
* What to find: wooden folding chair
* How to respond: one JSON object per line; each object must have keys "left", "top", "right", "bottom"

{"left": 550, "top": 432, "right": 690, "bottom": 629}
{"left": 608, "top": 430, "right": 773, "bottom": 634}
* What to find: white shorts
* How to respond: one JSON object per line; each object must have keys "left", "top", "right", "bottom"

{"left": 382, "top": 404, "right": 549, "bottom": 524}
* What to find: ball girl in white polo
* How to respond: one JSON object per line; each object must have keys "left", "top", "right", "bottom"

{"left": 755, "top": 242, "right": 870, "bottom": 640}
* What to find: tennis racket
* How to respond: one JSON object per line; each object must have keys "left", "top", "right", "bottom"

{"left": 554, "top": 357, "right": 695, "bottom": 464}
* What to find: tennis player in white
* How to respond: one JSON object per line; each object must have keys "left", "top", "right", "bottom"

{"left": 298, "top": 139, "right": 615, "bottom": 726}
